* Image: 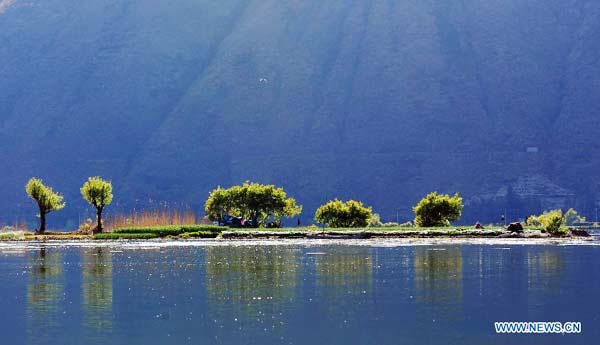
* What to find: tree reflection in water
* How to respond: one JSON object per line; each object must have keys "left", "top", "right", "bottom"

{"left": 26, "top": 247, "right": 64, "bottom": 343}
{"left": 414, "top": 248, "right": 463, "bottom": 322}
{"left": 81, "top": 247, "right": 113, "bottom": 330}
{"left": 205, "top": 246, "right": 300, "bottom": 335}
{"left": 314, "top": 248, "right": 374, "bottom": 322}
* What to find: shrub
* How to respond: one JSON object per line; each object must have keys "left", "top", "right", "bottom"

{"left": 368, "top": 213, "right": 383, "bottom": 227}
{"left": 314, "top": 199, "right": 373, "bottom": 228}
{"left": 413, "top": 192, "right": 463, "bottom": 227}
{"left": 525, "top": 215, "right": 542, "bottom": 228}
{"left": 78, "top": 218, "right": 95, "bottom": 234}
{"left": 399, "top": 221, "right": 414, "bottom": 228}
{"left": 0, "top": 233, "right": 20, "bottom": 240}
{"left": 564, "top": 208, "right": 586, "bottom": 226}
{"left": 537, "top": 210, "right": 567, "bottom": 236}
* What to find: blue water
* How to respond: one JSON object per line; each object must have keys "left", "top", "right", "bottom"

{"left": 0, "top": 241, "right": 599, "bottom": 345}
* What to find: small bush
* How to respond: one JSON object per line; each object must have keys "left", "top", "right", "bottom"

{"left": 368, "top": 213, "right": 383, "bottom": 227}
{"left": 399, "top": 221, "right": 414, "bottom": 228}
{"left": 94, "top": 233, "right": 159, "bottom": 240}
{"left": 525, "top": 215, "right": 542, "bottom": 228}
{"left": 564, "top": 208, "right": 586, "bottom": 226}
{"left": 0, "top": 233, "right": 20, "bottom": 240}
{"left": 413, "top": 192, "right": 463, "bottom": 227}
{"left": 537, "top": 210, "right": 566, "bottom": 236}
{"left": 78, "top": 218, "right": 95, "bottom": 234}
{"left": 315, "top": 199, "right": 373, "bottom": 228}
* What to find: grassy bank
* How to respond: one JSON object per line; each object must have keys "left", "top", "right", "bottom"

{"left": 0, "top": 225, "right": 589, "bottom": 241}
{"left": 220, "top": 227, "right": 510, "bottom": 239}
{"left": 94, "top": 225, "right": 222, "bottom": 239}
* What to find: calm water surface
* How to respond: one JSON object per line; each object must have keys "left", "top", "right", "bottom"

{"left": 0, "top": 240, "right": 599, "bottom": 345}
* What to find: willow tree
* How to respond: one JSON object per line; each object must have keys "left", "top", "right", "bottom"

{"left": 25, "top": 178, "right": 65, "bottom": 234}
{"left": 314, "top": 199, "right": 373, "bottom": 228}
{"left": 80, "top": 177, "right": 113, "bottom": 233}
{"left": 413, "top": 192, "right": 463, "bottom": 227}
{"left": 205, "top": 181, "right": 302, "bottom": 227}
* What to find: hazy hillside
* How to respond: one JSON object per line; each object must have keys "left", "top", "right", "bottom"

{"left": 1, "top": 0, "right": 600, "bottom": 227}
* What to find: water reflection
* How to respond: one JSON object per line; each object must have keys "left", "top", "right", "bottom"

{"left": 314, "top": 248, "right": 375, "bottom": 323}
{"left": 81, "top": 247, "right": 113, "bottom": 330}
{"left": 205, "top": 247, "right": 300, "bottom": 335}
{"left": 315, "top": 248, "right": 374, "bottom": 295}
{"left": 527, "top": 249, "right": 564, "bottom": 288}
{"left": 27, "top": 248, "right": 63, "bottom": 315}
{"left": 26, "top": 247, "right": 64, "bottom": 343}
{"left": 414, "top": 248, "right": 463, "bottom": 322}
{"left": 2, "top": 244, "right": 595, "bottom": 345}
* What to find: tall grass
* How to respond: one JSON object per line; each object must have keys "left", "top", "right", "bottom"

{"left": 104, "top": 209, "right": 202, "bottom": 232}
{"left": 0, "top": 219, "right": 29, "bottom": 232}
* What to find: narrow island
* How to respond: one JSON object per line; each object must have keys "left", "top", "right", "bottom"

{"left": 0, "top": 178, "right": 594, "bottom": 242}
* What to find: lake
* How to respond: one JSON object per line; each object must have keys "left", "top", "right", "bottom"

{"left": 0, "top": 239, "right": 599, "bottom": 345}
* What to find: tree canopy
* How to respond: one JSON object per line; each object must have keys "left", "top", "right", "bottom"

{"left": 81, "top": 177, "right": 113, "bottom": 233}
{"left": 25, "top": 178, "right": 65, "bottom": 234}
{"left": 564, "top": 208, "right": 586, "bottom": 226}
{"left": 314, "top": 199, "right": 373, "bottom": 228}
{"left": 413, "top": 192, "right": 463, "bottom": 227}
{"left": 204, "top": 181, "right": 302, "bottom": 227}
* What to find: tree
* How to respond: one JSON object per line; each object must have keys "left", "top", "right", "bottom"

{"left": 314, "top": 199, "right": 373, "bottom": 228}
{"left": 204, "top": 182, "right": 302, "bottom": 227}
{"left": 564, "top": 208, "right": 586, "bottom": 226}
{"left": 25, "top": 178, "right": 65, "bottom": 234}
{"left": 537, "top": 209, "right": 566, "bottom": 235}
{"left": 80, "top": 177, "right": 113, "bottom": 233}
{"left": 413, "top": 192, "right": 463, "bottom": 227}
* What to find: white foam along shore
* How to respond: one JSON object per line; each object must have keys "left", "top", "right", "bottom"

{"left": 0, "top": 236, "right": 597, "bottom": 252}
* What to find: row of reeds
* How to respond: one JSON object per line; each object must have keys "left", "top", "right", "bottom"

{"left": 104, "top": 209, "right": 204, "bottom": 232}
{"left": 0, "top": 219, "right": 29, "bottom": 232}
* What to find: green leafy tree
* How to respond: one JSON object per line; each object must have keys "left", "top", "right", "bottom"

{"left": 525, "top": 214, "right": 542, "bottom": 228}
{"left": 204, "top": 187, "right": 232, "bottom": 224}
{"left": 368, "top": 213, "right": 383, "bottom": 227}
{"left": 537, "top": 209, "right": 566, "bottom": 235}
{"left": 80, "top": 177, "right": 113, "bottom": 233}
{"left": 25, "top": 178, "right": 65, "bottom": 234}
{"left": 413, "top": 192, "right": 463, "bottom": 227}
{"left": 564, "top": 208, "right": 586, "bottom": 226}
{"left": 314, "top": 199, "right": 373, "bottom": 228}
{"left": 204, "top": 182, "right": 302, "bottom": 227}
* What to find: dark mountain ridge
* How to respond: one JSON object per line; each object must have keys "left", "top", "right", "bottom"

{"left": 1, "top": 0, "right": 599, "bottom": 227}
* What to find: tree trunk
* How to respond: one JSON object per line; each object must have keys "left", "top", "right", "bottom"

{"left": 96, "top": 208, "right": 103, "bottom": 233}
{"left": 37, "top": 207, "right": 46, "bottom": 235}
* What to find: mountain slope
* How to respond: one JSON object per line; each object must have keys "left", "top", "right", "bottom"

{"left": 1, "top": 0, "right": 599, "bottom": 226}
